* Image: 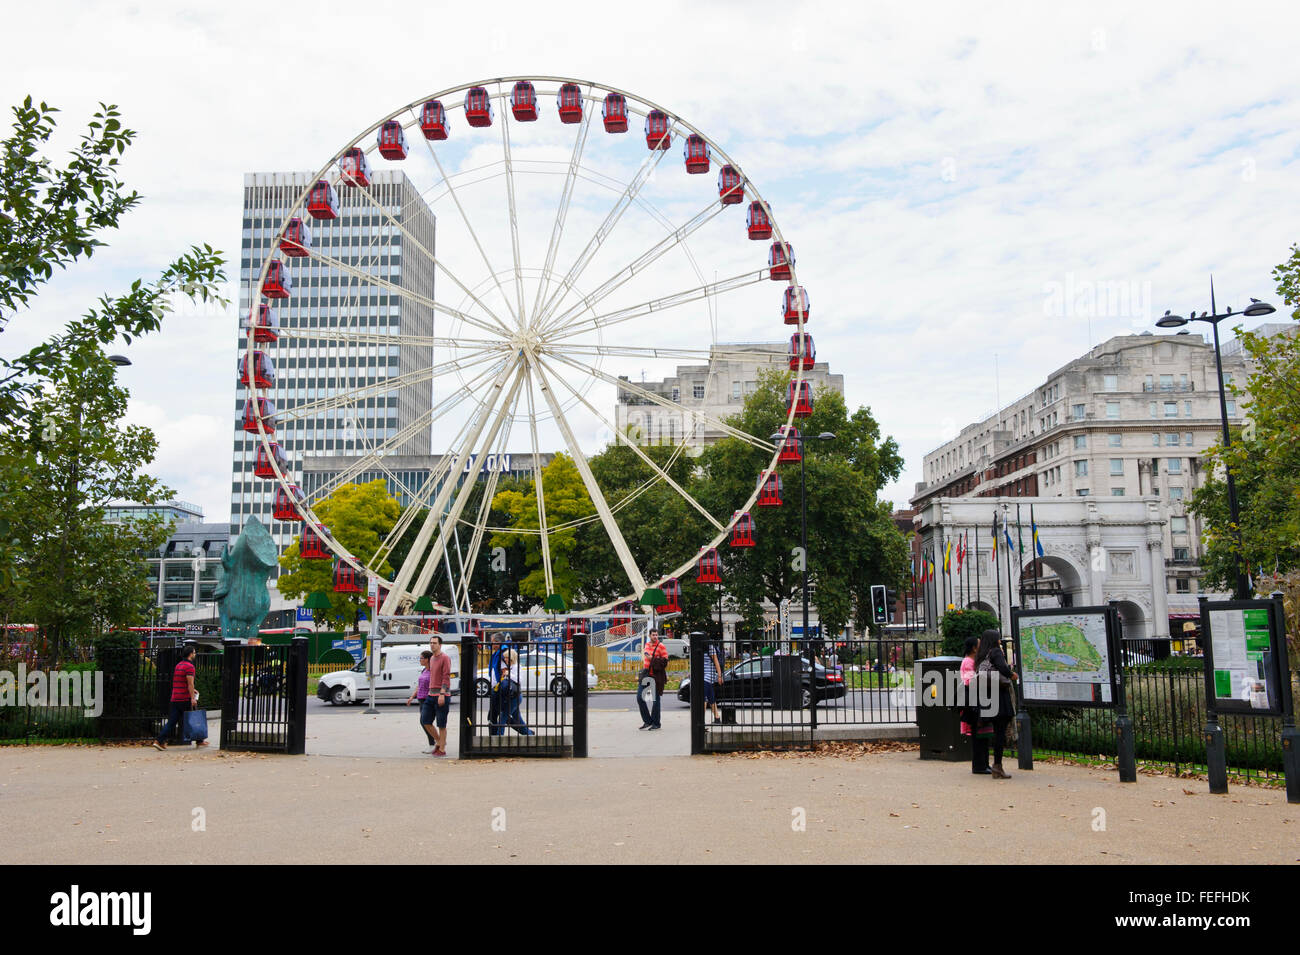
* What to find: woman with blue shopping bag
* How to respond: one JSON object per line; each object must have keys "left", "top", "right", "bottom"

{"left": 152, "top": 645, "right": 209, "bottom": 751}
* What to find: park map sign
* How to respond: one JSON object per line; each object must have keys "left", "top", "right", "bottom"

{"left": 1013, "top": 606, "right": 1118, "bottom": 708}
{"left": 1200, "top": 599, "right": 1290, "bottom": 718}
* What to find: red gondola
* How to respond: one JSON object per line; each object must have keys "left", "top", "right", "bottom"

{"left": 299, "top": 524, "right": 332, "bottom": 561}
{"left": 746, "top": 201, "right": 772, "bottom": 239}
{"left": 730, "top": 511, "right": 756, "bottom": 548}
{"left": 339, "top": 147, "right": 371, "bottom": 186}
{"left": 783, "top": 286, "right": 810, "bottom": 324}
{"left": 768, "top": 241, "right": 794, "bottom": 281}
{"left": 655, "top": 578, "right": 682, "bottom": 614}
{"left": 253, "top": 441, "right": 288, "bottom": 479}
{"left": 601, "top": 93, "right": 628, "bottom": 133}
{"left": 279, "top": 217, "right": 311, "bottom": 258}
{"left": 420, "top": 99, "right": 449, "bottom": 140}
{"left": 241, "top": 304, "right": 280, "bottom": 343}
{"left": 696, "top": 548, "right": 722, "bottom": 584}
{"left": 757, "top": 472, "right": 783, "bottom": 507}
{"left": 377, "top": 119, "right": 408, "bottom": 159}
{"left": 788, "top": 333, "right": 816, "bottom": 370}
{"left": 238, "top": 350, "right": 276, "bottom": 389}
{"left": 787, "top": 379, "right": 814, "bottom": 418}
{"left": 717, "top": 165, "right": 743, "bottom": 205}
{"left": 776, "top": 426, "right": 803, "bottom": 463}
{"left": 464, "top": 86, "right": 493, "bottom": 127}
{"left": 683, "top": 133, "right": 710, "bottom": 174}
{"left": 565, "top": 617, "right": 589, "bottom": 639}
{"left": 611, "top": 600, "right": 633, "bottom": 629}
{"left": 645, "top": 110, "right": 671, "bottom": 150}
{"left": 557, "top": 83, "right": 583, "bottom": 123}
{"left": 511, "top": 81, "right": 538, "bottom": 121}
{"left": 333, "top": 558, "right": 362, "bottom": 594}
{"left": 273, "top": 484, "right": 305, "bottom": 522}
{"left": 306, "top": 179, "right": 340, "bottom": 220}
{"left": 262, "top": 259, "right": 292, "bottom": 299}
{"left": 240, "top": 397, "right": 277, "bottom": 434}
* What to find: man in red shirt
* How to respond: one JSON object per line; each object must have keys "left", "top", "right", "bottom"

{"left": 152, "top": 645, "right": 205, "bottom": 751}
{"left": 638, "top": 630, "right": 669, "bottom": 730}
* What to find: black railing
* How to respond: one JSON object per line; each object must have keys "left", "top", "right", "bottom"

{"left": 220, "top": 637, "right": 307, "bottom": 754}
{"left": 459, "top": 635, "right": 587, "bottom": 758}
{"left": 1029, "top": 638, "right": 1289, "bottom": 783}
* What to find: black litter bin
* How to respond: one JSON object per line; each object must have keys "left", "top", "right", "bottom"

{"left": 771, "top": 654, "right": 803, "bottom": 709}
{"left": 916, "top": 656, "right": 971, "bottom": 762}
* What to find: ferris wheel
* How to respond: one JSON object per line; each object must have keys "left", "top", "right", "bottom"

{"left": 239, "top": 76, "right": 817, "bottom": 621}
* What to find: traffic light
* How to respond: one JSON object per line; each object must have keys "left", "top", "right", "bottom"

{"left": 886, "top": 589, "right": 899, "bottom": 607}
{"left": 870, "top": 584, "right": 888, "bottom": 625}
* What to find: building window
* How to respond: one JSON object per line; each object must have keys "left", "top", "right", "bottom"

{"left": 1160, "top": 374, "right": 1173, "bottom": 391}
{"left": 1074, "top": 460, "right": 1088, "bottom": 477}
{"left": 1167, "top": 458, "right": 1182, "bottom": 474}
{"left": 1150, "top": 402, "right": 1158, "bottom": 418}
{"left": 1104, "top": 374, "right": 1118, "bottom": 392}
{"left": 1225, "top": 400, "right": 1236, "bottom": 416}
{"left": 1111, "top": 488, "right": 1125, "bottom": 496}
{"left": 1169, "top": 486, "right": 1184, "bottom": 501}
{"left": 1071, "top": 404, "right": 1086, "bottom": 421}
{"left": 671, "top": 387, "right": 680, "bottom": 402}
{"left": 1073, "top": 435, "right": 1087, "bottom": 450}
{"left": 1185, "top": 432, "right": 1194, "bottom": 446}
{"left": 732, "top": 382, "right": 741, "bottom": 399}
{"left": 1176, "top": 578, "right": 1191, "bottom": 593}
{"left": 1076, "top": 489, "right": 1090, "bottom": 496}
{"left": 1108, "top": 434, "right": 1122, "bottom": 447}
{"left": 1152, "top": 433, "right": 1160, "bottom": 446}
{"left": 1106, "top": 401, "right": 1120, "bottom": 418}
{"left": 1109, "top": 459, "right": 1124, "bottom": 475}
{"left": 1165, "top": 433, "right": 1180, "bottom": 446}
{"left": 1173, "top": 546, "right": 1190, "bottom": 561}
{"left": 1163, "top": 402, "right": 1177, "bottom": 417}
{"left": 1171, "top": 516, "right": 1188, "bottom": 533}
{"left": 693, "top": 384, "right": 705, "bottom": 400}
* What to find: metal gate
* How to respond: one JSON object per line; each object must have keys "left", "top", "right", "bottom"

{"left": 689, "top": 638, "right": 817, "bottom": 753}
{"left": 220, "top": 637, "right": 307, "bottom": 754}
{"left": 458, "top": 634, "right": 588, "bottom": 758}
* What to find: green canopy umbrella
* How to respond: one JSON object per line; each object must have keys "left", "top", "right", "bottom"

{"left": 304, "top": 591, "right": 333, "bottom": 611}
{"left": 639, "top": 588, "right": 666, "bottom": 608}
{"left": 412, "top": 595, "right": 436, "bottom": 614}
{"left": 543, "top": 593, "right": 568, "bottom": 613}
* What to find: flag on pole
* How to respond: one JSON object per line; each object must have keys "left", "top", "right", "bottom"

{"left": 928, "top": 551, "right": 936, "bottom": 582}
{"left": 955, "top": 532, "right": 966, "bottom": 575}
{"left": 990, "top": 512, "right": 999, "bottom": 560}
{"left": 943, "top": 539, "right": 952, "bottom": 573}
{"left": 1003, "top": 512, "right": 1016, "bottom": 553}
{"left": 1032, "top": 519, "right": 1045, "bottom": 557}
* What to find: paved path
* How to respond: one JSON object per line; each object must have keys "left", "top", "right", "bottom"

{"left": 1, "top": 742, "right": 1294, "bottom": 864}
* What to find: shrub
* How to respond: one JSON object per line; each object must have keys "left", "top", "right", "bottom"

{"left": 940, "top": 609, "right": 999, "bottom": 656}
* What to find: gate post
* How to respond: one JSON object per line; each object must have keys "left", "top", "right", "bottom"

{"left": 572, "top": 634, "right": 588, "bottom": 757}
{"left": 690, "top": 639, "right": 705, "bottom": 755}
{"left": 286, "top": 636, "right": 308, "bottom": 755}
{"left": 220, "top": 638, "right": 241, "bottom": 751}
{"left": 459, "top": 635, "right": 476, "bottom": 759}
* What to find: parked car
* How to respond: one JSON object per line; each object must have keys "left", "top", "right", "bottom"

{"left": 472, "top": 649, "right": 598, "bottom": 698}
{"left": 316, "top": 644, "right": 460, "bottom": 705}
{"left": 677, "top": 653, "right": 845, "bottom": 708}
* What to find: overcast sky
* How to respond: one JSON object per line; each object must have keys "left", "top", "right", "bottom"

{"left": 5, "top": 0, "right": 1299, "bottom": 525}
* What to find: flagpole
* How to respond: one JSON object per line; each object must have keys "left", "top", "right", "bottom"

{"left": 993, "top": 510, "right": 1002, "bottom": 634}
{"left": 974, "top": 524, "right": 982, "bottom": 607}
{"left": 941, "top": 533, "right": 949, "bottom": 617}
{"left": 1003, "top": 504, "right": 1015, "bottom": 620}
{"left": 1016, "top": 503, "right": 1026, "bottom": 610}
{"left": 1031, "top": 503, "right": 1041, "bottom": 610}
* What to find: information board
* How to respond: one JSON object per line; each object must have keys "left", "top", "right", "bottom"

{"left": 1012, "top": 605, "right": 1119, "bottom": 708}
{"left": 1200, "top": 599, "right": 1288, "bottom": 717}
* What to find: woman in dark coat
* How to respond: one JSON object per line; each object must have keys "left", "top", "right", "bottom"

{"left": 975, "top": 629, "right": 1018, "bottom": 779}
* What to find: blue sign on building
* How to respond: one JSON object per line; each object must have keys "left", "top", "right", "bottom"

{"left": 332, "top": 638, "right": 365, "bottom": 663}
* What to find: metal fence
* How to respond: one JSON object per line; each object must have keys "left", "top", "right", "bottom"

{"left": 220, "top": 638, "right": 307, "bottom": 754}
{"left": 1028, "top": 638, "right": 1289, "bottom": 783}
{"left": 458, "top": 635, "right": 587, "bottom": 758}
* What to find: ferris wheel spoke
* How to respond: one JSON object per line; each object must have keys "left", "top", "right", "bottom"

{"left": 498, "top": 91, "right": 529, "bottom": 329}
{"left": 381, "top": 356, "right": 523, "bottom": 614}
{"left": 408, "top": 364, "right": 529, "bottom": 601}
{"left": 558, "top": 343, "right": 789, "bottom": 365}
{"left": 531, "top": 120, "right": 681, "bottom": 327}
{"left": 278, "top": 349, "right": 503, "bottom": 421}
{"left": 544, "top": 268, "right": 767, "bottom": 343}
{"left": 539, "top": 200, "right": 726, "bottom": 336}
{"left": 523, "top": 361, "right": 555, "bottom": 597}
{"left": 527, "top": 355, "right": 647, "bottom": 596}
{"left": 275, "top": 326, "right": 499, "bottom": 350}
{"left": 530, "top": 95, "right": 594, "bottom": 328}
{"left": 548, "top": 351, "right": 775, "bottom": 451}
{"left": 345, "top": 172, "right": 516, "bottom": 335}
{"left": 538, "top": 355, "right": 725, "bottom": 533}
{"left": 412, "top": 116, "right": 520, "bottom": 329}
{"left": 297, "top": 245, "right": 504, "bottom": 339}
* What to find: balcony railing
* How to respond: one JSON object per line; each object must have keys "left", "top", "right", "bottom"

{"left": 1142, "top": 382, "right": 1195, "bottom": 392}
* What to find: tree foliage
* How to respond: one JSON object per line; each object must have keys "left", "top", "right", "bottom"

{"left": 1190, "top": 244, "right": 1300, "bottom": 590}
{"left": 276, "top": 480, "right": 400, "bottom": 632}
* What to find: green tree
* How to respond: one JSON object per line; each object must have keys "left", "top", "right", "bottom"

{"left": 0, "top": 97, "right": 226, "bottom": 632}
{"left": 1190, "top": 245, "right": 1300, "bottom": 589}
{"left": 276, "top": 480, "right": 400, "bottom": 632}
{"left": 1, "top": 341, "right": 173, "bottom": 656}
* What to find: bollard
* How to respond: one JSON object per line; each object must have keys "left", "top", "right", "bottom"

{"left": 1282, "top": 723, "right": 1299, "bottom": 805}
{"left": 1016, "top": 707, "right": 1033, "bottom": 771}
{"left": 1115, "top": 713, "right": 1136, "bottom": 782}
{"left": 1204, "top": 713, "right": 1229, "bottom": 794}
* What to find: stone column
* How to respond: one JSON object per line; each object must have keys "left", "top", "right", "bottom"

{"left": 1086, "top": 500, "right": 1105, "bottom": 605}
{"left": 1147, "top": 501, "right": 1170, "bottom": 639}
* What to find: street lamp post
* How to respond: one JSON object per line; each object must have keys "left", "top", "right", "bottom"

{"left": 1155, "top": 280, "right": 1274, "bottom": 600}
{"left": 772, "top": 428, "right": 835, "bottom": 727}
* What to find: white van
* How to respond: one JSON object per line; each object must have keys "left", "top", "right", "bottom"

{"left": 317, "top": 642, "right": 460, "bottom": 705}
